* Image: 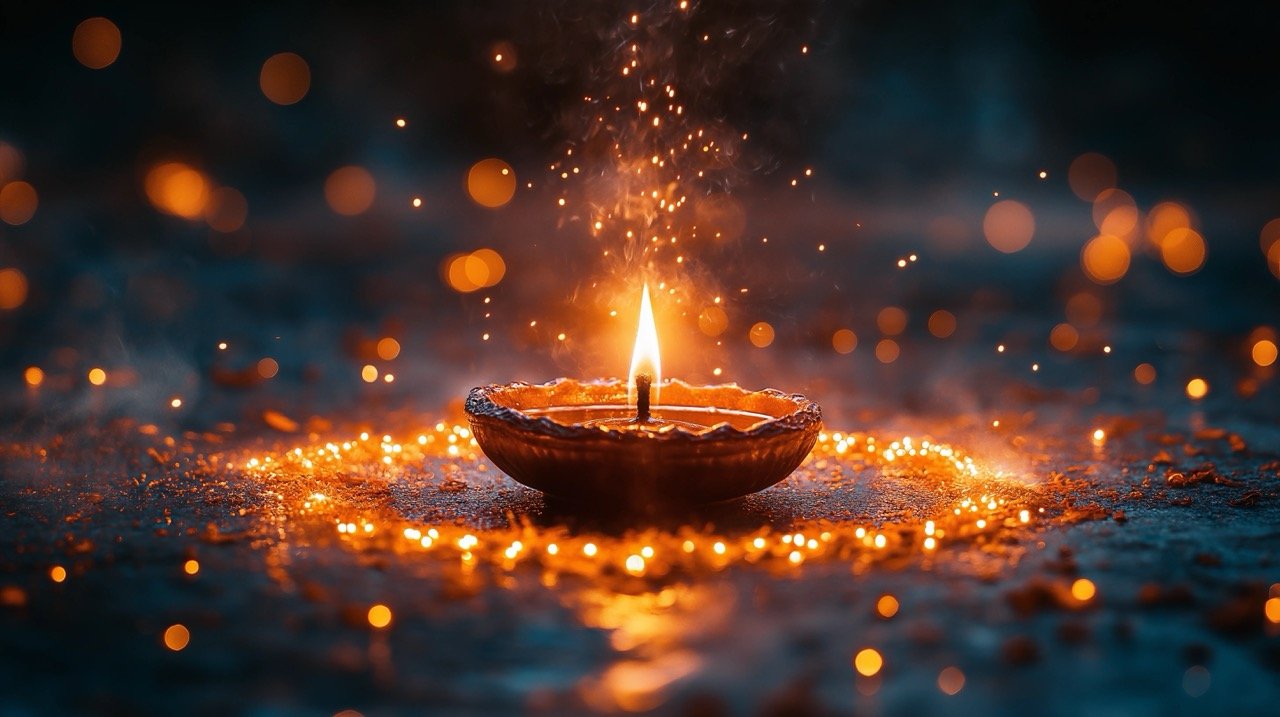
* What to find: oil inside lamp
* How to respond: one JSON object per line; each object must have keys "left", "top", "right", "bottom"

{"left": 465, "top": 285, "right": 822, "bottom": 506}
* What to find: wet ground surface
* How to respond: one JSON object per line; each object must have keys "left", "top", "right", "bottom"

{"left": 2, "top": 324, "right": 1278, "bottom": 716}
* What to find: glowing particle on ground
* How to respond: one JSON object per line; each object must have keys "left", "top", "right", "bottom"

{"left": 395, "top": 118, "right": 407, "bottom": 128}
{"left": 1185, "top": 377, "right": 1209, "bottom": 400}
{"left": 625, "top": 555, "right": 645, "bottom": 575}
{"left": 938, "top": 666, "right": 965, "bottom": 695}
{"left": 583, "top": 543, "right": 598, "bottom": 557}
{"left": 1092, "top": 428, "right": 1105, "bottom": 443}
{"left": 411, "top": 197, "right": 422, "bottom": 208}
{"left": 170, "top": 397, "right": 182, "bottom": 408}
{"left": 183, "top": 560, "right": 199, "bottom": 575}
{"left": 712, "top": 368, "right": 722, "bottom": 376}
{"left": 88, "top": 368, "right": 107, "bottom": 386}
{"left": 854, "top": 648, "right": 883, "bottom": 677}
{"left": 50, "top": 566, "right": 67, "bottom": 583}
{"left": 1038, "top": 170, "right": 1048, "bottom": 179}
{"left": 1071, "top": 578, "right": 1097, "bottom": 602}
{"left": 164, "top": 624, "right": 190, "bottom": 651}
{"left": 367, "top": 604, "right": 393, "bottom": 629}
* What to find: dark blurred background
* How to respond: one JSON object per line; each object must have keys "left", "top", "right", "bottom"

{"left": 1, "top": 0, "right": 1278, "bottom": 428}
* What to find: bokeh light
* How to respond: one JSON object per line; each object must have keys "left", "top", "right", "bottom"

{"left": 831, "top": 328, "right": 857, "bottom": 354}
{"left": 1260, "top": 218, "right": 1280, "bottom": 256}
{"left": 1049, "top": 323, "right": 1079, "bottom": 352}
{"left": 1065, "top": 292, "right": 1103, "bottom": 327}
{"left": 1160, "top": 227, "right": 1206, "bottom": 275}
{"left": 204, "top": 187, "right": 248, "bottom": 233}
{"left": 163, "top": 624, "right": 190, "bottom": 651}
{"left": 324, "top": 166, "right": 376, "bottom": 216}
{"left": 1185, "top": 377, "right": 1208, "bottom": 400}
{"left": 982, "top": 200, "right": 1035, "bottom": 253}
{"left": 1068, "top": 152, "right": 1117, "bottom": 201}
{"left": 1081, "top": 234, "right": 1130, "bottom": 284}
{"left": 1147, "top": 201, "right": 1192, "bottom": 247}
{"left": 1134, "top": 363, "right": 1156, "bottom": 385}
{"left": 144, "top": 163, "right": 210, "bottom": 219}
{"left": 443, "top": 249, "right": 507, "bottom": 293}
{"left": 927, "top": 310, "right": 956, "bottom": 338}
{"left": 875, "top": 339, "right": 899, "bottom": 363}
{"left": 376, "top": 338, "right": 401, "bottom": 361}
{"left": 0, "top": 181, "right": 39, "bottom": 225}
{"left": 72, "top": 17, "right": 122, "bottom": 70}
{"left": 0, "top": 142, "right": 24, "bottom": 183}
{"left": 260, "top": 52, "right": 311, "bottom": 105}
{"left": 854, "top": 648, "right": 883, "bottom": 677}
{"left": 367, "top": 604, "right": 393, "bottom": 628}
{"left": 467, "top": 159, "right": 517, "bottom": 208}
{"left": 24, "top": 366, "right": 44, "bottom": 386}
{"left": 257, "top": 358, "right": 279, "bottom": 379}
{"left": 876, "top": 307, "right": 907, "bottom": 336}
{"left": 748, "top": 321, "right": 774, "bottom": 348}
{"left": 875, "top": 594, "right": 899, "bottom": 618}
{"left": 0, "top": 268, "right": 29, "bottom": 309}
{"left": 1092, "top": 188, "right": 1138, "bottom": 239}
{"left": 87, "top": 368, "right": 107, "bottom": 386}
{"left": 1071, "top": 577, "right": 1096, "bottom": 602}
{"left": 937, "top": 667, "right": 965, "bottom": 695}
{"left": 697, "top": 306, "right": 728, "bottom": 336}
{"left": 1252, "top": 339, "right": 1277, "bottom": 367}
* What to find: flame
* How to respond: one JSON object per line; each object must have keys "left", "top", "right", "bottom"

{"left": 627, "top": 284, "right": 661, "bottom": 405}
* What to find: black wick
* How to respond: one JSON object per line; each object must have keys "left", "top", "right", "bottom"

{"left": 635, "top": 373, "right": 652, "bottom": 423}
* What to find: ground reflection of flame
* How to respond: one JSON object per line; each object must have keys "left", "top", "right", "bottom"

{"left": 576, "top": 584, "right": 733, "bottom": 711}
